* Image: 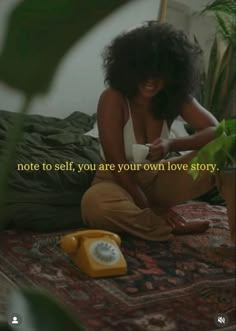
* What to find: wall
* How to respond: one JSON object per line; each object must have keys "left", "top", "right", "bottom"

{"left": 0, "top": 0, "right": 216, "bottom": 118}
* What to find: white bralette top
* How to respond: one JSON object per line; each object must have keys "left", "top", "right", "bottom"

{"left": 100, "top": 99, "right": 170, "bottom": 162}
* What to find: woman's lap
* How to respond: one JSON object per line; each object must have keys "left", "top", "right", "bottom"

{"left": 81, "top": 152, "right": 215, "bottom": 240}
{"left": 81, "top": 180, "right": 173, "bottom": 241}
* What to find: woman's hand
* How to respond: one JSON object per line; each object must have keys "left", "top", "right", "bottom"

{"left": 147, "top": 138, "right": 170, "bottom": 162}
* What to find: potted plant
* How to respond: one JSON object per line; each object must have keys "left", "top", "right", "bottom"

{"left": 189, "top": 118, "right": 236, "bottom": 245}
{"left": 187, "top": 1, "right": 236, "bottom": 244}
{"left": 199, "top": 0, "right": 236, "bottom": 120}
{"left": 190, "top": 0, "right": 236, "bottom": 244}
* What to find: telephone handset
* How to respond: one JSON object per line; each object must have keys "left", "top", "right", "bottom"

{"left": 61, "top": 229, "right": 127, "bottom": 277}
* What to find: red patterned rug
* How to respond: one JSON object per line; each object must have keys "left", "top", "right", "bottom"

{"left": 0, "top": 202, "right": 235, "bottom": 331}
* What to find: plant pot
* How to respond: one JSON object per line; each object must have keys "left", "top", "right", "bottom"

{"left": 216, "top": 169, "right": 236, "bottom": 245}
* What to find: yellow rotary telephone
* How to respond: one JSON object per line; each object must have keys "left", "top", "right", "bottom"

{"left": 61, "top": 229, "right": 127, "bottom": 277}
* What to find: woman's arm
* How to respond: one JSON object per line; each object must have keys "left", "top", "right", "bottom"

{"left": 169, "top": 98, "right": 218, "bottom": 152}
{"left": 148, "top": 98, "right": 218, "bottom": 161}
{"left": 97, "top": 88, "right": 149, "bottom": 209}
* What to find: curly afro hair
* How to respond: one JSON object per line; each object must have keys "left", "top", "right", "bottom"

{"left": 102, "top": 21, "right": 202, "bottom": 121}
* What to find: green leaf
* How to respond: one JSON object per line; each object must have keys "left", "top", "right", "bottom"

{"left": 188, "top": 120, "right": 236, "bottom": 179}
{"left": 211, "top": 42, "right": 232, "bottom": 117}
{"left": 203, "top": 37, "right": 217, "bottom": 108}
{"left": 200, "top": 0, "right": 236, "bottom": 118}
{"left": 201, "top": 0, "right": 236, "bottom": 54}
{"left": 223, "top": 119, "right": 236, "bottom": 135}
{"left": 204, "top": 35, "right": 227, "bottom": 111}
{"left": 8, "top": 287, "right": 84, "bottom": 331}
{"left": 202, "top": 32, "right": 236, "bottom": 118}
{"left": 215, "top": 119, "right": 226, "bottom": 136}
{"left": 202, "top": 0, "right": 236, "bottom": 18}
{"left": 215, "top": 13, "right": 230, "bottom": 38}
{"left": 0, "top": 322, "right": 11, "bottom": 331}
{"left": 0, "top": 0, "right": 131, "bottom": 96}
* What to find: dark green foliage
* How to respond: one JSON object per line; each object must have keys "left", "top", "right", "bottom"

{"left": 199, "top": 0, "right": 236, "bottom": 119}
{"left": 189, "top": 119, "right": 236, "bottom": 179}
{"left": 0, "top": 287, "right": 85, "bottom": 331}
{"left": 0, "top": 0, "right": 130, "bottom": 96}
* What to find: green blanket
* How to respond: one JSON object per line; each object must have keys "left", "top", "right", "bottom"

{"left": 0, "top": 109, "right": 101, "bottom": 231}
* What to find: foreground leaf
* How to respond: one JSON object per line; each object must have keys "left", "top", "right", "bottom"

{"left": 8, "top": 287, "right": 84, "bottom": 331}
{"left": 0, "top": 322, "right": 11, "bottom": 331}
{"left": 0, "top": 0, "right": 130, "bottom": 96}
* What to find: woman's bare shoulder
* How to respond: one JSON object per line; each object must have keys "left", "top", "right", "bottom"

{"left": 98, "top": 87, "right": 126, "bottom": 109}
{"left": 97, "top": 88, "right": 127, "bottom": 129}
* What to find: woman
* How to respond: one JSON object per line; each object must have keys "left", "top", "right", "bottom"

{"left": 81, "top": 22, "right": 222, "bottom": 241}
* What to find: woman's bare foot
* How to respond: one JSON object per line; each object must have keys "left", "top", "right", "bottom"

{"left": 172, "top": 220, "right": 210, "bottom": 235}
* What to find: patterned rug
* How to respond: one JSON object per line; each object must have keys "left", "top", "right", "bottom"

{"left": 0, "top": 202, "right": 235, "bottom": 331}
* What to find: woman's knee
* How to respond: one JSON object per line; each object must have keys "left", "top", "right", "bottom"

{"left": 81, "top": 186, "right": 105, "bottom": 225}
{"left": 81, "top": 185, "right": 124, "bottom": 233}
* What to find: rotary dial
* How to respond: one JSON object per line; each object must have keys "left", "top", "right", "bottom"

{"left": 90, "top": 241, "right": 120, "bottom": 265}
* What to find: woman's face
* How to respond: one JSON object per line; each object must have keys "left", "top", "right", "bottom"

{"left": 138, "top": 79, "right": 165, "bottom": 98}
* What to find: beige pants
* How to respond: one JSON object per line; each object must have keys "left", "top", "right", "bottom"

{"left": 81, "top": 151, "right": 217, "bottom": 241}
